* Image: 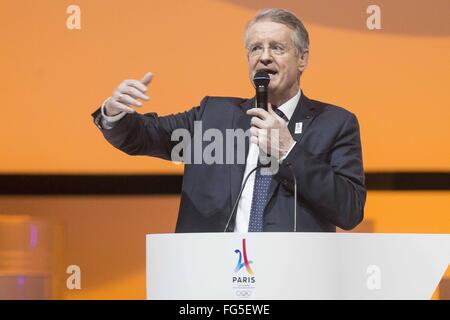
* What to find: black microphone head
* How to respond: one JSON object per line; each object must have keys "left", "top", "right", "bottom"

{"left": 253, "top": 70, "right": 270, "bottom": 87}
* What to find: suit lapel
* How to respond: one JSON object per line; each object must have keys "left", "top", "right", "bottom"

{"left": 264, "top": 92, "right": 318, "bottom": 208}
{"left": 229, "top": 98, "right": 254, "bottom": 216}
{"left": 288, "top": 92, "right": 316, "bottom": 143}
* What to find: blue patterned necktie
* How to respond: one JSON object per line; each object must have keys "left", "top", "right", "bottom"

{"left": 248, "top": 108, "right": 288, "bottom": 232}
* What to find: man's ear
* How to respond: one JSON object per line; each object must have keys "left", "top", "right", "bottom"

{"left": 298, "top": 50, "right": 309, "bottom": 73}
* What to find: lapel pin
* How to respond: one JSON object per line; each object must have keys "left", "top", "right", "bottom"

{"left": 295, "top": 122, "right": 303, "bottom": 134}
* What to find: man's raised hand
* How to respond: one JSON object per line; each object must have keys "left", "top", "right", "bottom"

{"left": 104, "top": 72, "right": 153, "bottom": 116}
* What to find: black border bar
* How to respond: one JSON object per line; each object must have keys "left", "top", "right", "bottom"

{"left": 0, "top": 174, "right": 182, "bottom": 195}
{"left": 0, "top": 172, "right": 449, "bottom": 195}
{"left": 0, "top": 300, "right": 446, "bottom": 317}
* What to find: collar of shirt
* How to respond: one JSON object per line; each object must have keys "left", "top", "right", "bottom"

{"left": 276, "top": 90, "right": 301, "bottom": 122}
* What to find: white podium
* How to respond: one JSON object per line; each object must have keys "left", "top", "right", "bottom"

{"left": 146, "top": 233, "right": 450, "bottom": 300}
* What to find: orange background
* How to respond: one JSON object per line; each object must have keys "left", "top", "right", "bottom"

{"left": 0, "top": 0, "right": 449, "bottom": 300}
{"left": 0, "top": 0, "right": 449, "bottom": 173}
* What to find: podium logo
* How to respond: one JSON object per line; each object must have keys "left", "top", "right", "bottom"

{"left": 232, "top": 239, "right": 256, "bottom": 297}
{"left": 234, "top": 239, "right": 254, "bottom": 275}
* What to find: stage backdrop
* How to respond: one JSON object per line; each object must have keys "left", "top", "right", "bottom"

{"left": 0, "top": 0, "right": 449, "bottom": 173}
{"left": 0, "top": 0, "right": 449, "bottom": 300}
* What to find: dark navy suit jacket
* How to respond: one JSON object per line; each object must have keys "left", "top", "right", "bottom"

{"left": 92, "top": 93, "right": 366, "bottom": 232}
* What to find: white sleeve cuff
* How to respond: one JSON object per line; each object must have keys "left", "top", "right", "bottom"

{"left": 101, "top": 98, "right": 127, "bottom": 123}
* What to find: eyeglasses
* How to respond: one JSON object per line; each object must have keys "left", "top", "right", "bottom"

{"left": 247, "top": 42, "right": 292, "bottom": 58}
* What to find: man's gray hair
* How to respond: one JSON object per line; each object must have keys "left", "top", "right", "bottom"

{"left": 244, "top": 8, "right": 310, "bottom": 55}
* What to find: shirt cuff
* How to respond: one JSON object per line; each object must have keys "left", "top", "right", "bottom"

{"left": 100, "top": 98, "right": 127, "bottom": 128}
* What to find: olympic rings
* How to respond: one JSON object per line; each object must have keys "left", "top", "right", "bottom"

{"left": 235, "top": 289, "right": 252, "bottom": 297}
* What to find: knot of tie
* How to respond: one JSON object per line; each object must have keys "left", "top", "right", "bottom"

{"left": 274, "top": 108, "right": 288, "bottom": 122}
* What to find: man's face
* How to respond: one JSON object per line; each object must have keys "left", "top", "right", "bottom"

{"left": 246, "top": 21, "right": 308, "bottom": 101}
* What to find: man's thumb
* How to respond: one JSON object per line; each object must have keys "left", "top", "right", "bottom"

{"left": 141, "top": 72, "right": 153, "bottom": 86}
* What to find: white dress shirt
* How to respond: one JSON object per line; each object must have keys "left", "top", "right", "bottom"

{"left": 234, "top": 90, "right": 301, "bottom": 233}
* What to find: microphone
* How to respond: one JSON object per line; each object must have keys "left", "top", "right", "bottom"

{"left": 252, "top": 70, "right": 298, "bottom": 231}
{"left": 223, "top": 70, "right": 298, "bottom": 232}
{"left": 223, "top": 162, "right": 298, "bottom": 233}
{"left": 223, "top": 163, "right": 266, "bottom": 232}
{"left": 286, "top": 163, "right": 298, "bottom": 232}
{"left": 253, "top": 71, "right": 270, "bottom": 110}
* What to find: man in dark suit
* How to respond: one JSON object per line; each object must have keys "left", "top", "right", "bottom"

{"left": 92, "top": 9, "right": 366, "bottom": 233}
